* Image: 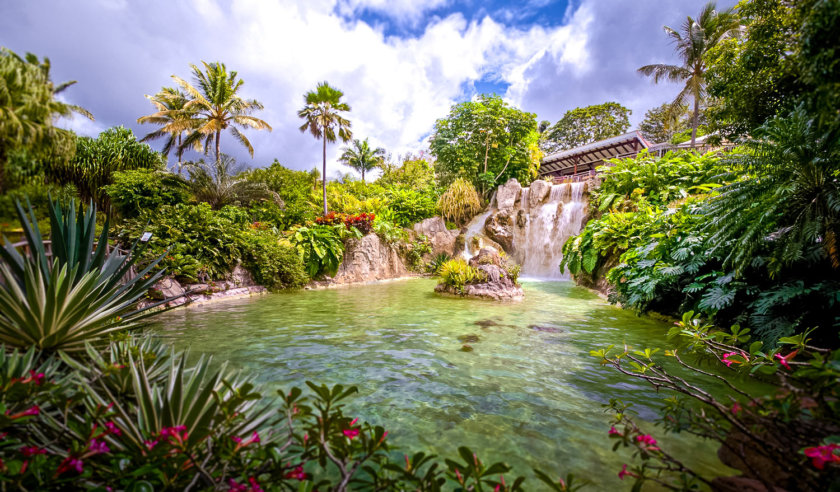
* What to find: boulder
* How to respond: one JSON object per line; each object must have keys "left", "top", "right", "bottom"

{"left": 484, "top": 210, "right": 514, "bottom": 253}
{"left": 435, "top": 247, "right": 523, "bottom": 301}
{"left": 468, "top": 247, "right": 503, "bottom": 268}
{"left": 332, "top": 233, "right": 410, "bottom": 285}
{"left": 149, "top": 277, "right": 185, "bottom": 301}
{"left": 412, "top": 216, "right": 460, "bottom": 256}
{"left": 516, "top": 209, "right": 527, "bottom": 228}
{"left": 231, "top": 264, "right": 255, "bottom": 287}
{"left": 495, "top": 178, "right": 521, "bottom": 210}
{"left": 529, "top": 179, "right": 552, "bottom": 208}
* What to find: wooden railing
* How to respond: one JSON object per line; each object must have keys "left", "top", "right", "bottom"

{"left": 6, "top": 239, "right": 138, "bottom": 282}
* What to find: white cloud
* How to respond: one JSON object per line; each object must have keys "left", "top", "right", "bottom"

{"left": 335, "top": 0, "right": 450, "bottom": 24}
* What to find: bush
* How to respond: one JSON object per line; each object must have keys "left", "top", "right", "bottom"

{"left": 104, "top": 169, "right": 189, "bottom": 219}
{"left": 240, "top": 230, "right": 308, "bottom": 289}
{"left": 427, "top": 252, "right": 451, "bottom": 275}
{"left": 437, "top": 178, "right": 481, "bottom": 226}
{"left": 383, "top": 187, "right": 438, "bottom": 227}
{"left": 291, "top": 224, "right": 345, "bottom": 278}
{"left": 438, "top": 258, "right": 483, "bottom": 293}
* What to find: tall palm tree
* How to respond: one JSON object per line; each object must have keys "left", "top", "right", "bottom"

{"left": 171, "top": 62, "right": 271, "bottom": 163}
{"left": 136, "top": 87, "right": 195, "bottom": 174}
{"left": 339, "top": 138, "right": 385, "bottom": 183}
{"left": 297, "top": 82, "right": 352, "bottom": 215}
{"left": 637, "top": 2, "right": 739, "bottom": 147}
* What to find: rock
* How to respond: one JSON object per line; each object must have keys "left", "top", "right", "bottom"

{"left": 460, "top": 344, "right": 474, "bottom": 352}
{"left": 435, "top": 247, "right": 524, "bottom": 301}
{"left": 332, "top": 233, "right": 410, "bottom": 285}
{"left": 495, "top": 178, "right": 522, "bottom": 210}
{"left": 460, "top": 281, "right": 524, "bottom": 301}
{"left": 484, "top": 210, "right": 514, "bottom": 253}
{"left": 516, "top": 209, "right": 527, "bottom": 228}
{"left": 556, "top": 201, "right": 564, "bottom": 216}
{"left": 457, "top": 334, "right": 480, "bottom": 343}
{"left": 413, "top": 216, "right": 460, "bottom": 256}
{"left": 231, "top": 264, "right": 255, "bottom": 287}
{"left": 149, "top": 277, "right": 185, "bottom": 300}
{"left": 529, "top": 179, "right": 552, "bottom": 208}
{"left": 529, "top": 324, "right": 563, "bottom": 333}
{"left": 468, "top": 247, "right": 503, "bottom": 268}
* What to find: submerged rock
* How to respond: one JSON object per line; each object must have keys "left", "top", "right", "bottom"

{"left": 459, "top": 344, "right": 474, "bottom": 352}
{"left": 457, "top": 334, "right": 481, "bottom": 343}
{"left": 529, "top": 324, "right": 564, "bottom": 333}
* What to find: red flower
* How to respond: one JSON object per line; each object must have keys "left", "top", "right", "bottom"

{"left": 608, "top": 426, "right": 621, "bottom": 436}
{"left": 618, "top": 464, "right": 633, "bottom": 480}
{"left": 56, "top": 457, "right": 84, "bottom": 475}
{"left": 104, "top": 421, "right": 121, "bottom": 436}
{"left": 775, "top": 350, "right": 798, "bottom": 371}
{"left": 21, "top": 446, "right": 47, "bottom": 457}
{"left": 88, "top": 439, "right": 110, "bottom": 455}
{"left": 731, "top": 402, "right": 742, "bottom": 415}
{"left": 144, "top": 439, "right": 159, "bottom": 450}
{"left": 7, "top": 405, "right": 39, "bottom": 419}
{"left": 284, "top": 465, "right": 309, "bottom": 481}
{"left": 636, "top": 434, "right": 656, "bottom": 446}
{"left": 232, "top": 432, "right": 260, "bottom": 449}
{"left": 804, "top": 444, "right": 840, "bottom": 470}
{"left": 20, "top": 370, "right": 45, "bottom": 386}
{"left": 342, "top": 429, "right": 360, "bottom": 439}
{"left": 160, "top": 425, "right": 188, "bottom": 443}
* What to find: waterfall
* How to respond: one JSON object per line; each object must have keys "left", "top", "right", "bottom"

{"left": 460, "top": 180, "right": 589, "bottom": 279}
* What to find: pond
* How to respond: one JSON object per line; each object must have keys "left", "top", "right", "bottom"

{"left": 148, "top": 278, "right": 734, "bottom": 489}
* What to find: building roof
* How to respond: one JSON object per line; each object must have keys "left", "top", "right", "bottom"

{"left": 540, "top": 131, "right": 651, "bottom": 175}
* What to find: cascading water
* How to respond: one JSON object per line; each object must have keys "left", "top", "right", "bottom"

{"left": 460, "top": 180, "right": 589, "bottom": 279}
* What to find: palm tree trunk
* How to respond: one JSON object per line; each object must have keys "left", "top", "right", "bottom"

{"left": 215, "top": 129, "right": 221, "bottom": 162}
{"left": 691, "top": 95, "right": 699, "bottom": 149}
{"left": 322, "top": 136, "right": 328, "bottom": 215}
{"left": 177, "top": 134, "right": 183, "bottom": 175}
{"left": 361, "top": 168, "right": 365, "bottom": 184}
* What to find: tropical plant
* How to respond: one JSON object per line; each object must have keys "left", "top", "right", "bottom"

{"left": 239, "top": 230, "right": 309, "bottom": 290}
{"left": 49, "top": 126, "right": 164, "bottom": 210}
{"left": 638, "top": 2, "right": 740, "bottom": 147}
{"left": 541, "top": 102, "right": 632, "bottom": 153}
{"left": 292, "top": 224, "right": 345, "bottom": 278}
{"left": 438, "top": 259, "right": 483, "bottom": 293}
{"left": 427, "top": 252, "right": 452, "bottom": 275}
{"left": 339, "top": 138, "right": 385, "bottom": 183}
{"left": 185, "top": 154, "right": 276, "bottom": 210}
{"left": 430, "top": 94, "right": 541, "bottom": 193}
{"left": 384, "top": 187, "right": 438, "bottom": 227}
{"left": 136, "top": 87, "right": 196, "bottom": 173}
{"left": 243, "top": 160, "right": 319, "bottom": 227}
{"left": 437, "top": 178, "right": 481, "bottom": 226}
{"left": 0, "top": 48, "right": 92, "bottom": 193}
{"left": 638, "top": 102, "right": 691, "bottom": 144}
{"left": 298, "top": 81, "right": 353, "bottom": 215}
{"left": 171, "top": 61, "right": 272, "bottom": 162}
{"left": 104, "top": 168, "right": 189, "bottom": 219}
{"left": 0, "top": 198, "right": 167, "bottom": 352}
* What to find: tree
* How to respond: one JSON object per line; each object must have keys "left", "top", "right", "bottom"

{"left": 638, "top": 102, "right": 690, "bottom": 143}
{"left": 136, "top": 87, "right": 196, "bottom": 174}
{"left": 541, "top": 102, "right": 631, "bottom": 152}
{"left": 49, "top": 126, "right": 163, "bottom": 210}
{"left": 297, "top": 81, "right": 352, "bottom": 215}
{"left": 171, "top": 62, "right": 271, "bottom": 163}
{"left": 429, "top": 94, "right": 540, "bottom": 195}
{"left": 0, "top": 48, "right": 92, "bottom": 192}
{"left": 339, "top": 138, "right": 385, "bottom": 183}
{"left": 185, "top": 154, "right": 275, "bottom": 210}
{"left": 638, "top": 2, "right": 739, "bottom": 147}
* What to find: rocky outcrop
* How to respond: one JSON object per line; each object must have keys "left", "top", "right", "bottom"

{"left": 484, "top": 210, "right": 514, "bottom": 253}
{"left": 141, "top": 269, "right": 266, "bottom": 310}
{"left": 412, "top": 217, "right": 460, "bottom": 256}
{"left": 528, "top": 179, "right": 552, "bottom": 208}
{"left": 495, "top": 178, "right": 521, "bottom": 210}
{"left": 331, "top": 233, "right": 410, "bottom": 285}
{"left": 434, "top": 247, "right": 524, "bottom": 301}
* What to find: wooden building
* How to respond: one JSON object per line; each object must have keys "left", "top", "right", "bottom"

{"left": 539, "top": 131, "right": 652, "bottom": 182}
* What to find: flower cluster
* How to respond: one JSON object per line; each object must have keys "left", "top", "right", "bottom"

{"left": 315, "top": 211, "right": 375, "bottom": 234}
{"left": 314, "top": 211, "right": 345, "bottom": 226}
{"left": 803, "top": 443, "right": 840, "bottom": 470}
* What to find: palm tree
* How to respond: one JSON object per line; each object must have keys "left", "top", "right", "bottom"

{"left": 185, "top": 154, "right": 277, "bottom": 210}
{"left": 171, "top": 62, "right": 271, "bottom": 163}
{"left": 339, "top": 138, "right": 385, "bottom": 183}
{"left": 637, "top": 2, "right": 739, "bottom": 147}
{"left": 297, "top": 82, "right": 352, "bottom": 215}
{"left": 136, "top": 87, "right": 195, "bottom": 174}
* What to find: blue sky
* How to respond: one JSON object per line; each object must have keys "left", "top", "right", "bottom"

{"left": 0, "top": 0, "right": 735, "bottom": 179}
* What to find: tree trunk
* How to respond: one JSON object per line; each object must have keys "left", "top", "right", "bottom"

{"left": 691, "top": 95, "right": 699, "bottom": 149}
{"left": 361, "top": 168, "right": 365, "bottom": 184}
{"left": 322, "top": 136, "right": 328, "bottom": 216}
{"left": 215, "top": 129, "right": 221, "bottom": 162}
{"left": 177, "top": 134, "right": 183, "bottom": 175}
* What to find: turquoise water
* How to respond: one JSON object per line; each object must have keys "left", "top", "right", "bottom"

{"left": 148, "top": 279, "right": 732, "bottom": 488}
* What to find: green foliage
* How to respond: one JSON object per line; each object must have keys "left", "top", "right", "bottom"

{"left": 0, "top": 198, "right": 165, "bottom": 352}
{"left": 239, "top": 230, "right": 308, "bottom": 289}
{"left": 292, "top": 224, "right": 344, "bottom": 278}
{"left": 638, "top": 102, "right": 691, "bottom": 144}
{"left": 339, "top": 138, "right": 385, "bottom": 182}
{"left": 427, "top": 252, "right": 452, "bottom": 275}
{"left": 377, "top": 156, "right": 436, "bottom": 191}
{"left": 383, "top": 187, "right": 438, "bottom": 227}
{"left": 0, "top": 182, "right": 77, "bottom": 229}
{"left": 438, "top": 259, "right": 483, "bottom": 293}
{"left": 50, "top": 126, "right": 164, "bottom": 210}
{"left": 541, "top": 102, "right": 631, "bottom": 153}
{"left": 136, "top": 86, "right": 196, "bottom": 169}
{"left": 185, "top": 154, "right": 275, "bottom": 210}
{"left": 437, "top": 178, "right": 481, "bottom": 227}
{"left": 430, "top": 94, "right": 540, "bottom": 193}
{"left": 104, "top": 169, "right": 189, "bottom": 219}
{"left": 404, "top": 235, "right": 431, "bottom": 271}
{"left": 243, "top": 160, "right": 318, "bottom": 227}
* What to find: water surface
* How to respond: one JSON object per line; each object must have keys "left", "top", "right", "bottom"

{"left": 149, "top": 279, "right": 732, "bottom": 488}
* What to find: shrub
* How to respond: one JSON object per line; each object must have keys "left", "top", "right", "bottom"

{"left": 104, "top": 169, "right": 189, "bottom": 219}
{"left": 240, "top": 230, "right": 308, "bottom": 289}
{"left": 404, "top": 235, "right": 431, "bottom": 271}
{"left": 384, "top": 187, "right": 438, "bottom": 227}
{"left": 291, "top": 225, "right": 344, "bottom": 278}
{"left": 437, "top": 178, "right": 481, "bottom": 226}
{"left": 343, "top": 212, "right": 375, "bottom": 235}
{"left": 427, "top": 252, "right": 452, "bottom": 275}
{"left": 438, "top": 258, "right": 483, "bottom": 293}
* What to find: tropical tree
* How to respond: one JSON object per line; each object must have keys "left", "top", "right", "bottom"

{"left": 171, "top": 62, "right": 271, "bottom": 163}
{"left": 638, "top": 102, "right": 690, "bottom": 143}
{"left": 638, "top": 2, "right": 739, "bottom": 147}
{"left": 0, "top": 48, "right": 92, "bottom": 192}
{"left": 297, "top": 81, "right": 352, "bottom": 215}
{"left": 541, "top": 102, "right": 632, "bottom": 153}
{"left": 339, "top": 138, "right": 384, "bottom": 183}
{"left": 185, "top": 154, "right": 275, "bottom": 210}
{"left": 136, "top": 87, "right": 196, "bottom": 174}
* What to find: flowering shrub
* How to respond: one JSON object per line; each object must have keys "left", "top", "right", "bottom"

{"left": 315, "top": 210, "right": 346, "bottom": 226}
{"left": 343, "top": 212, "right": 375, "bottom": 235}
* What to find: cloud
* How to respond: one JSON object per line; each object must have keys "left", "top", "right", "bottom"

{"left": 0, "top": 0, "right": 736, "bottom": 179}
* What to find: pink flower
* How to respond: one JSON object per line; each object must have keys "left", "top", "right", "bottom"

{"left": 379, "top": 431, "right": 388, "bottom": 443}
{"left": 804, "top": 444, "right": 840, "bottom": 470}
{"left": 248, "top": 477, "right": 264, "bottom": 491}
{"left": 22, "top": 370, "right": 45, "bottom": 386}
{"left": 608, "top": 426, "right": 621, "bottom": 436}
{"left": 228, "top": 479, "right": 248, "bottom": 492}
{"left": 775, "top": 350, "right": 798, "bottom": 371}
{"left": 722, "top": 352, "right": 739, "bottom": 368}
{"left": 618, "top": 464, "right": 631, "bottom": 480}
{"left": 21, "top": 446, "right": 47, "bottom": 457}
{"left": 455, "top": 468, "right": 463, "bottom": 483}
{"left": 56, "top": 457, "right": 84, "bottom": 475}
{"left": 88, "top": 439, "right": 110, "bottom": 455}
{"left": 636, "top": 434, "right": 657, "bottom": 446}
{"left": 343, "top": 429, "right": 360, "bottom": 439}
{"left": 144, "top": 439, "right": 159, "bottom": 450}
{"left": 283, "top": 465, "right": 309, "bottom": 481}
{"left": 731, "top": 402, "right": 742, "bottom": 415}
{"left": 160, "top": 425, "right": 188, "bottom": 443}
{"left": 350, "top": 418, "right": 358, "bottom": 426}
{"left": 232, "top": 432, "right": 260, "bottom": 448}
{"left": 7, "top": 405, "right": 40, "bottom": 419}
{"left": 104, "top": 421, "right": 121, "bottom": 436}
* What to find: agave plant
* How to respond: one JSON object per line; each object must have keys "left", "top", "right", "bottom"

{"left": 0, "top": 198, "right": 169, "bottom": 352}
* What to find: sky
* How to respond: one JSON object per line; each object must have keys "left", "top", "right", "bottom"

{"left": 0, "top": 0, "right": 736, "bottom": 179}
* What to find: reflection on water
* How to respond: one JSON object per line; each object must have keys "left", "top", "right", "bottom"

{"left": 148, "top": 279, "right": 732, "bottom": 488}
